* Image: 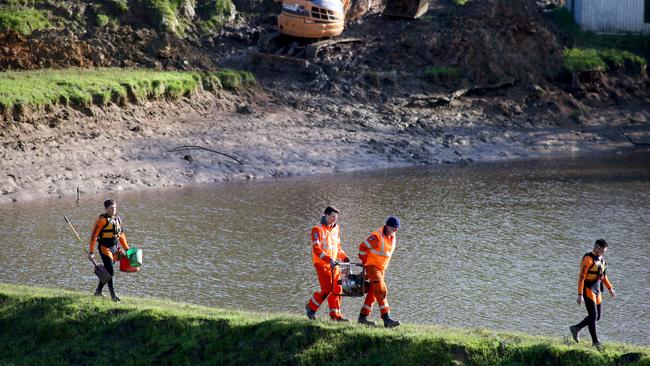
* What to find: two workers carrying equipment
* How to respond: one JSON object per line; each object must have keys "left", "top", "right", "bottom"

{"left": 305, "top": 206, "right": 401, "bottom": 328}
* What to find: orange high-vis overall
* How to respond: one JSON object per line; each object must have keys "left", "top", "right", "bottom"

{"left": 89, "top": 214, "right": 129, "bottom": 262}
{"left": 307, "top": 222, "right": 348, "bottom": 319}
{"left": 578, "top": 252, "right": 612, "bottom": 305}
{"left": 358, "top": 228, "right": 395, "bottom": 316}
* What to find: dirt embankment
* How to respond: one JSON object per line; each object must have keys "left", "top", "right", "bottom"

{"left": 1, "top": 0, "right": 649, "bottom": 204}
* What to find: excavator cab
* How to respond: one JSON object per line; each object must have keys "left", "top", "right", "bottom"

{"left": 277, "top": 0, "right": 428, "bottom": 39}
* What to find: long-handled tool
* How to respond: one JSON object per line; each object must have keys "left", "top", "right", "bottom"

{"left": 64, "top": 216, "right": 112, "bottom": 284}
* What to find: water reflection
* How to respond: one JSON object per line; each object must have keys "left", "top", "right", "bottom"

{"left": 1, "top": 152, "right": 649, "bottom": 345}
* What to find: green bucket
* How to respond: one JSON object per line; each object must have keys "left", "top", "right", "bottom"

{"left": 127, "top": 248, "right": 142, "bottom": 267}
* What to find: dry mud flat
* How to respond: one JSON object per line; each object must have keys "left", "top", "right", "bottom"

{"left": 2, "top": 89, "right": 649, "bottom": 205}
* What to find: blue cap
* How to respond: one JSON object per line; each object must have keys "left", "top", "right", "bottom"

{"left": 385, "top": 216, "right": 400, "bottom": 228}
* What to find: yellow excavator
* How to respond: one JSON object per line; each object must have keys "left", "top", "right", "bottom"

{"left": 277, "top": 0, "right": 428, "bottom": 38}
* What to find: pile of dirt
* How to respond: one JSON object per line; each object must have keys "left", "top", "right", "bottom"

{"left": 0, "top": 24, "right": 218, "bottom": 71}
{"left": 0, "top": 30, "right": 93, "bottom": 70}
{"left": 445, "top": 0, "right": 563, "bottom": 85}
{"left": 222, "top": 0, "right": 648, "bottom": 126}
{"left": 282, "top": 0, "right": 565, "bottom": 91}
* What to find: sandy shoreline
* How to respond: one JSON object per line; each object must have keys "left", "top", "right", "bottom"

{"left": 2, "top": 89, "right": 649, "bottom": 205}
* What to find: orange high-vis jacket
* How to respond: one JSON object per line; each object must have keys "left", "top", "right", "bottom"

{"left": 358, "top": 228, "right": 395, "bottom": 271}
{"left": 577, "top": 252, "right": 612, "bottom": 303}
{"left": 89, "top": 214, "right": 129, "bottom": 256}
{"left": 311, "top": 223, "right": 346, "bottom": 266}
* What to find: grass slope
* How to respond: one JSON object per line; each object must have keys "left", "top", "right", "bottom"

{"left": 0, "top": 68, "right": 255, "bottom": 117}
{"left": 1, "top": 284, "right": 649, "bottom": 366}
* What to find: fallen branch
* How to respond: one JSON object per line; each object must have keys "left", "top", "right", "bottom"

{"left": 618, "top": 127, "right": 650, "bottom": 146}
{"left": 169, "top": 146, "right": 243, "bottom": 165}
{"left": 403, "top": 79, "right": 517, "bottom": 109}
{"left": 405, "top": 89, "right": 468, "bottom": 108}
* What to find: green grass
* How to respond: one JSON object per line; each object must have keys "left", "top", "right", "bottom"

{"left": 0, "top": 68, "right": 255, "bottom": 115}
{"left": 562, "top": 48, "right": 647, "bottom": 73}
{"left": 550, "top": 7, "right": 650, "bottom": 59}
{"left": 134, "top": 0, "right": 234, "bottom": 34}
{"left": 0, "top": 0, "right": 48, "bottom": 7}
{"left": 216, "top": 68, "right": 256, "bottom": 90}
{"left": 423, "top": 66, "right": 460, "bottom": 82}
{"left": 563, "top": 48, "right": 607, "bottom": 72}
{"left": 1, "top": 284, "right": 649, "bottom": 366}
{"left": 95, "top": 13, "right": 110, "bottom": 27}
{"left": 0, "top": 0, "right": 234, "bottom": 36}
{"left": 0, "top": 7, "right": 50, "bottom": 35}
{"left": 598, "top": 49, "right": 647, "bottom": 69}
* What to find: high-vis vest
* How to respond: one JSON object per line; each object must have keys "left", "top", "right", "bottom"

{"left": 311, "top": 223, "right": 340, "bottom": 265}
{"left": 360, "top": 229, "right": 395, "bottom": 271}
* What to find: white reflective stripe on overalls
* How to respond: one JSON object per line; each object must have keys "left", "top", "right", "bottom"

{"left": 311, "top": 295, "right": 323, "bottom": 306}
{"left": 321, "top": 228, "right": 332, "bottom": 251}
{"left": 369, "top": 235, "right": 392, "bottom": 257}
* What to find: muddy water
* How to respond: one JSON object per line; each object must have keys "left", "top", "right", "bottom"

{"left": 1, "top": 152, "right": 649, "bottom": 345}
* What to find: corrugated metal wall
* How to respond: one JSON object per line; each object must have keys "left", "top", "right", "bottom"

{"left": 570, "top": 0, "right": 650, "bottom": 34}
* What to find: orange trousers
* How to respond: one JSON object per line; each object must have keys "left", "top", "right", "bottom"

{"left": 360, "top": 266, "right": 390, "bottom": 316}
{"left": 307, "top": 264, "right": 344, "bottom": 319}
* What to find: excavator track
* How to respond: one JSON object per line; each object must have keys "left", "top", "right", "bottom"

{"left": 257, "top": 32, "right": 362, "bottom": 60}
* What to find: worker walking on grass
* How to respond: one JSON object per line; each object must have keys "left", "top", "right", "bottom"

{"left": 88, "top": 199, "right": 130, "bottom": 302}
{"left": 569, "top": 239, "right": 616, "bottom": 350}
{"left": 357, "top": 216, "right": 401, "bottom": 328}
{"left": 306, "top": 206, "right": 351, "bottom": 322}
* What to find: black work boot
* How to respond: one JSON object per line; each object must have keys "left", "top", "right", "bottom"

{"left": 569, "top": 325, "right": 580, "bottom": 343}
{"left": 381, "top": 313, "right": 400, "bottom": 328}
{"left": 110, "top": 291, "right": 121, "bottom": 302}
{"left": 306, "top": 304, "right": 316, "bottom": 320}
{"left": 94, "top": 288, "right": 104, "bottom": 297}
{"left": 358, "top": 314, "right": 376, "bottom": 326}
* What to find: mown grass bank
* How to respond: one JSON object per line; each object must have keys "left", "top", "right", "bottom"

{"left": 0, "top": 68, "right": 255, "bottom": 119}
{"left": 1, "top": 284, "right": 649, "bottom": 366}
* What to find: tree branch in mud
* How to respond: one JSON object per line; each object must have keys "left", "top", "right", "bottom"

{"left": 405, "top": 79, "right": 517, "bottom": 108}
{"left": 169, "top": 146, "right": 243, "bottom": 165}
{"left": 618, "top": 128, "right": 650, "bottom": 147}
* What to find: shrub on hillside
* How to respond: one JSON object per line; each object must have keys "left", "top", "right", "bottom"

{"left": 562, "top": 48, "right": 606, "bottom": 73}
{"left": 0, "top": 8, "right": 50, "bottom": 35}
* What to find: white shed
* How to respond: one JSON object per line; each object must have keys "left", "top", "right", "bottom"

{"left": 566, "top": 0, "right": 650, "bottom": 34}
